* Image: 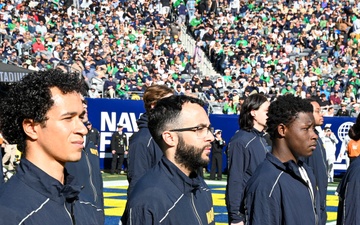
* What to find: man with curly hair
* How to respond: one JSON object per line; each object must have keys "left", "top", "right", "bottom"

{"left": 242, "top": 94, "right": 320, "bottom": 225}
{"left": 0, "top": 70, "right": 103, "bottom": 224}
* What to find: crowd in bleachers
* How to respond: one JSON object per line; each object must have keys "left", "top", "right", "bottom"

{"left": 1, "top": 0, "right": 360, "bottom": 116}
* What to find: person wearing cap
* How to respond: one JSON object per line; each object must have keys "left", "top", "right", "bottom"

{"left": 110, "top": 123, "right": 128, "bottom": 175}
{"left": 226, "top": 94, "right": 271, "bottom": 225}
{"left": 88, "top": 84, "right": 101, "bottom": 98}
{"left": 336, "top": 102, "right": 351, "bottom": 117}
{"left": 322, "top": 125, "right": 338, "bottom": 183}
{"left": 84, "top": 121, "right": 100, "bottom": 148}
{"left": 210, "top": 129, "right": 226, "bottom": 180}
{"left": 351, "top": 103, "right": 360, "bottom": 118}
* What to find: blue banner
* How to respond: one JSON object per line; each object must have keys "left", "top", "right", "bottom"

{"left": 87, "top": 98, "right": 356, "bottom": 175}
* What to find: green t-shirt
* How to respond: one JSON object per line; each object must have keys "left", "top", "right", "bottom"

{"left": 190, "top": 18, "right": 202, "bottom": 27}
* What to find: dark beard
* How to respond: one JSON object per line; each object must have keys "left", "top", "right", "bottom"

{"left": 174, "top": 135, "right": 210, "bottom": 172}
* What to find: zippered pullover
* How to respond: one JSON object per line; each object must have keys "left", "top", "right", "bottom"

{"left": 0, "top": 158, "right": 103, "bottom": 225}
{"left": 121, "top": 157, "right": 215, "bottom": 225}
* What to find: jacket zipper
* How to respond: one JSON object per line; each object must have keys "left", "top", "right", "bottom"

{"left": 299, "top": 166, "right": 318, "bottom": 225}
{"left": 191, "top": 193, "right": 203, "bottom": 225}
{"left": 84, "top": 150, "right": 98, "bottom": 203}
{"left": 64, "top": 202, "right": 75, "bottom": 225}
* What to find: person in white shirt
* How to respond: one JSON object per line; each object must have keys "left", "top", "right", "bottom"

{"left": 322, "top": 126, "right": 339, "bottom": 183}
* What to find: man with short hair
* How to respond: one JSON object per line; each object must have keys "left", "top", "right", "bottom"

{"left": 121, "top": 95, "right": 215, "bottom": 224}
{"left": 85, "top": 121, "right": 100, "bottom": 148}
{"left": 305, "top": 99, "right": 328, "bottom": 225}
{"left": 242, "top": 94, "right": 320, "bottom": 225}
{"left": 110, "top": 123, "right": 128, "bottom": 175}
{"left": 0, "top": 70, "right": 103, "bottom": 224}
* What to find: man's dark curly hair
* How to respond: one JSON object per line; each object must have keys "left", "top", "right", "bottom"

{"left": 349, "top": 113, "right": 360, "bottom": 141}
{"left": 239, "top": 93, "right": 268, "bottom": 131}
{"left": 148, "top": 95, "right": 205, "bottom": 150}
{"left": 266, "top": 95, "right": 313, "bottom": 141}
{"left": 0, "top": 69, "right": 85, "bottom": 152}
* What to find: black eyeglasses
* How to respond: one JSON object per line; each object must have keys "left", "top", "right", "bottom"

{"left": 170, "top": 125, "right": 213, "bottom": 138}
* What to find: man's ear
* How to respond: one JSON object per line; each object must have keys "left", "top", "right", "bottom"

{"left": 277, "top": 123, "right": 286, "bottom": 138}
{"left": 23, "top": 119, "right": 39, "bottom": 141}
{"left": 162, "top": 131, "right": 177, "bottom": 148}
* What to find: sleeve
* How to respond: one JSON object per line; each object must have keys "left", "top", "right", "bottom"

{"left": 110, "top": 133, "right": 116, "bottom": 151}
{"left": 127, "top": 136, "right": 155, "bottom": 194}
{"left": 226, "top": 139, "right": 249, "bottom": 223}
{"left": 339, "top": 179, "right": 360, "bottom": 225}
{"left": 96, "top": 130, "right": 100, "bottom": 146}
{"left": 120, "top": 206, "right": 156, "bottom": 225}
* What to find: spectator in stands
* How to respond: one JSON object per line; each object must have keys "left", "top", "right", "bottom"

{"left": 329, "top": 91, "right": 342, "bottom": 105}
{"left": 104, "top": 75, "right": 117, "bottom": 98}
{"left": 324, "top": 106, "right": 335, "bottom": 117}
{"left": 318, "top": 93, "right": 331, "bottom": 107}
{"left": 351, "top": 104, "right": 360, "bottom": 118}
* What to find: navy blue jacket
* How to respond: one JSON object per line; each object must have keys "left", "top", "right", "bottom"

{"left": 121, "top": 157, "right": 215, "bottom": 225}
{"left": 304, "top": 131, "right": 328, "bottom": 225}
{"left": 225, "top": 128, "right": 270, "bottom": 223}
{"left": 66, "top": 141, "right": 105, "bottom": 223}
{"left": 127, "top": 113, "right": 163, "bottom": 196}
{"left": 0, "top": 158, "right": 103, "bottom": 225}
{"left": 243, "top": 153, "right": 320, "bottom": 225}
{"left": 337, "top": 157, "right": 360, "bottom": 225}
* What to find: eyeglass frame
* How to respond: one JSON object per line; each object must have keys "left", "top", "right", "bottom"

{"left": 169, "top": 125, "right": 213, "bottom": 138}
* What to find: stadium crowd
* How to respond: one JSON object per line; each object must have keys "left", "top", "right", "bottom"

{"left": 1, "top": 0, "right": 360, "bottom": 116}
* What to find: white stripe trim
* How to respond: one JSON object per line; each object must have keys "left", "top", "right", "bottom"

{"left": 245, "top": 136, "right": 256, "bottom": 148}
{"left": 159, "top": 194, "right": 184, "bottom": 223}
{"left": 147, "top": 137, "right": 152, "bottom": 148}
{"left": 269, "top": 172, "right": 284, "bottom": 197}
{"left": 19, "top": 198, "right": 50, "bottom": 225}
{"left": 79, "top": 200, "right": 103, "bottom": 212}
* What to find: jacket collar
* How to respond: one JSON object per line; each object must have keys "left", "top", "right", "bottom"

{"left": 266, "top": 153, "right": 307, "bottom": 184}
{"left": 17, "top": 158, "right": 82, "bottom": 204}
{"left": 160, "top": 157, "right": 202, "bottom": 195}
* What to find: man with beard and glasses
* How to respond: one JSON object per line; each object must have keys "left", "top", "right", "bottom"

{"left": 241, "top": 94, "right": 320, "bottom": 225}
{"left": 120, "top": 95, "right": 215, "bottom": 225}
